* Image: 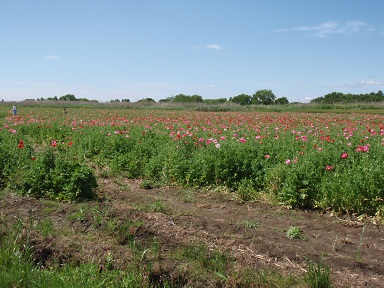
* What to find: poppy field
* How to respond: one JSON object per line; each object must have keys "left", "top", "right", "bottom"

{"left": 1, "top": 105, "right": 384, "bottom": 216}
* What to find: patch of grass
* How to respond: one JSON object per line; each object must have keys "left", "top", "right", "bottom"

{"left": 305, "top": 260, "right": 332, "bottom": 288}
{"left": 0, "top": 215, "right": 153, "bottom": 288}
{"left": 286, "top": 226, "right": 306, "bottom": 240}
{"left": 180, "top": 189, "right": 195, "bottom": 203}
{"left": 36, "top": 218, "right": 54, "bottom": 239}
{"left": 237, "top": 219, "right": 259, "bottom": 229}
{"left": 113, "top": 179, "right": 130, "bottom": 191}
{"left": 175, "top": 244, "right": 230, "bottom": 284}
{"left": 41, "top": 200, "right": 62, "bottom": 215}
{"left": 135, "top": 199, "right": 167, "bottom": 213}
{"left": 235, "top": 268, "right": 303, "bottom": 287}
{"left": 67, "top": 205, "right": 89, "bottom": 222}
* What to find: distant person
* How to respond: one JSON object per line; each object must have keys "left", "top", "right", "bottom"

{"left": 63, "top": 107, "right": 68, "bottom": 114}
{"left": 12, "top": 106, "right": 17, "bottom": 115}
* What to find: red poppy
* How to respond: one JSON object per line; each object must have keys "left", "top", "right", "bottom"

{"left": 17, "top": 140, "right": 24, "bottom": 148}
{"left": 341, "top": 152, "right": 348, "bottom": 159}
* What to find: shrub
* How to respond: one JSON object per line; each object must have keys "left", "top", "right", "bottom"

{"left": 18, "top": 148, "right": 98, "bottom": 201}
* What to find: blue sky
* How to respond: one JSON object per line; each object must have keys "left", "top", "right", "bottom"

{"left": 1, "top": 1, "right": 384, "bottom": 103}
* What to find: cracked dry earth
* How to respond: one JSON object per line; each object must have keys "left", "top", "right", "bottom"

{"left": 1, "top": 178, "right": 384, "bottom": 287}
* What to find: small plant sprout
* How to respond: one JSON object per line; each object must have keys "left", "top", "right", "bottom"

{"left": 355, "top": 224, "right": 367, "bottom": 263}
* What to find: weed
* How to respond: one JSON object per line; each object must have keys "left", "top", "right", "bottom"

{"left": 140, "top": 180, "right": 155, "bottom": 189}
{"left": 237, "top": 219, "right": 259, "bottom": 229}
{"left": 286, "top": 226, "right": 305, "bottom": 240}
{"left": 105, "top": 251, "right": 114, "bottom": 270}
{"left": 355, "top": 224, "right": 366, "bottom": 263}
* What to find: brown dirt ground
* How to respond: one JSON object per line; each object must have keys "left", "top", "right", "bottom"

{"left": 1, "top": 178, "right": 384, "bottom": 287}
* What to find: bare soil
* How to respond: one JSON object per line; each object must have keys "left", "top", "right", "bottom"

{"left": 1, "top": 178, "right": 383, "bottom": 287}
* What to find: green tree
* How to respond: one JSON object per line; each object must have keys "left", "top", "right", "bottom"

{"left": 137, "top": 98, "right": 155, "bottom": 103}
{"left": 230, "top": 94, "right": 252, "bottom": 106}
{"left": 189, "top": 94, "right": 204, "bottom": 103}
{"left": 252, "top": 89, "right": 276, "bottom": 105}
{"left": 59, "top": 94, "right": 77, "bottom": 101}
{"left": 275, "top": 97, "right": 289, "bottom": 104}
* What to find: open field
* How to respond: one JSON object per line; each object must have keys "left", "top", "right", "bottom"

{"left": 1, "top": 104, "right": 384, "bottom": 287}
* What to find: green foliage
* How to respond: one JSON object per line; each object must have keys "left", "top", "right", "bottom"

{"left": 0, "top": 229, "right": 147, "bottom": 287}
{"left": 59, "top": 94, "right": 77, "bottom": 101}
{"left": 237, "top": 219, "right": 259, "bottom": 229}
{"left": 203, "top": 98, "right": 227, "bottom": 104}
{"left": 161, "top": 94, "right": 204, "bottom": 103}
{"left": 311, "top": 90, "right": 384, "bottom": 104}
{"left": 230, "top": 93, "right": 252, "bottom": 105}
{"left": 275, "top": 97, "right": 289, "bottom": 105}
{"left": 134, "top": 200, "right": 167, "bottom": 213}
{"left": 1, "top": 106, "right": 384, "bottom": 216}
{"left": 286, "top": 227, "right": 305, "bottom": 240}
{"left": 136, "top": 97, "right": 156, "bottom": 103}
{"left": 178, "top": 244, "right": 229, "bottom": 275}
{"left": 252, "top": 89, "right": 276, "bottom": 105}
{"left": 14, "top": 148, "right": 97, "bottom": 201}
{"left": 305, "top": 260, "right": 331, "bottom": 288}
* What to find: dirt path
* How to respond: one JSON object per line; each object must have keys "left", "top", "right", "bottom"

{"left": 1, "top": 178, "right": 384, "bottom": 287}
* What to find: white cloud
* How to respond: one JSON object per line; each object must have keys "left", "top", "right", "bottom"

{"left": 193, "top": 44, "right": 223, "bottom": 50}
{"left": 275, "top": 20, "right": 372, "bottom": 37}
{"left": 321, "top": 83, "right": 357, "bottom": 89}
{"left": 45, "top": 55, "right": 58, "bottom": 60}
{"left": 321, "top": 80, "right": 383, "bottom": 89}
{"left": 358, "top": 80, "right": 383, "bottom": 85}
{"left": 206, "top": 44, "right": 222, "bottom": 49}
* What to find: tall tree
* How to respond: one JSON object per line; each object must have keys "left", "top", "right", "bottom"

{"left": 230, "top": 94, "right": 252, "bottom": 105}
{"left": 252, "top": 90, "right": 276, "bottom": 105}
{"left": 275, "top": 97, "right": 289, "bottom": 104}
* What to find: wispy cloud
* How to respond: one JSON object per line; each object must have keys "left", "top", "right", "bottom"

{"left": 193, "top": 44, "right": 223, "bottom": 49}
{"left": 358, "top": 80, "right": 383, "bottom": 85}
{"left": 44, "top": 55, "right": 58, "bottom": 60}
{"left": 321, "top": 79, "right": 383, "bottom": 89}
{"left": 321, "top": 82, "right": 358, "bottom": 89}
{"left": 275, "top": 20, "right": 373, "bottom": 37}
{"left": 206, "top": 44, "right": 222, "bottom": 49}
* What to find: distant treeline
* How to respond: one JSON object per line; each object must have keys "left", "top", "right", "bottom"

{"left": 21, "top": 90, "right": 384, "bottom": 105}
{"left": 310, "top": 90, "right": 384, "bottom": 104}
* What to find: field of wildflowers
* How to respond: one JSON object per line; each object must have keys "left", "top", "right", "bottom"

{"left": 1, "top": 106, "right": 383, "bottom": 216}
